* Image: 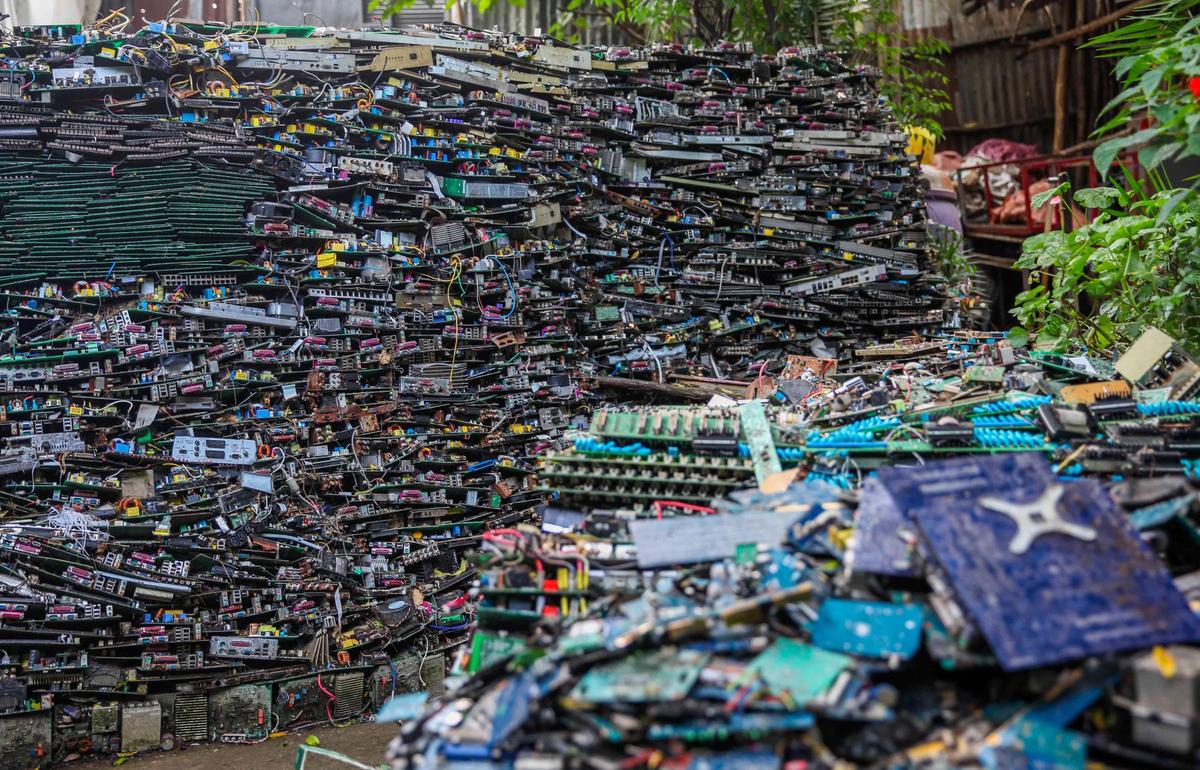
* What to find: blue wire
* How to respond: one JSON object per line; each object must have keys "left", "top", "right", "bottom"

{"left": 708, "top": 66, "right": 733, "bottom": 84}
{"left": 490, "top": 257, "right": 518, "bottom": 319}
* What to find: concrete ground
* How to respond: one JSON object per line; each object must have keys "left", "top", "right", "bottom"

{"left": 64, "top": 722, "right": 395, "bottom": 770}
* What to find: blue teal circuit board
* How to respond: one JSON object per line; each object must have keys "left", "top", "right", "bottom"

{"left": 847, "top": 477, "right": 915, "bottom": 577}
{"left": 876, "top": 454, "right": 1200, "bottom": 670}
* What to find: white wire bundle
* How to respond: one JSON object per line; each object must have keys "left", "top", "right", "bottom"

{"left": 47, "top": 508, "right": 109, "bottom": 548}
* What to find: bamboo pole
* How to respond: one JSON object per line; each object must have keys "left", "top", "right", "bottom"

{"left": 1029, "top": 0, "right": 1156, "bottom": 51}
{"left": 1052, "top": 1, "right": 1073, "bottom": 153}
{"left": 1073, "top": 0, "right": 1088, "bottom": 144}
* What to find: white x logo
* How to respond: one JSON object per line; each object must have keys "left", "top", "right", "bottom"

{"left": 978, "top": 484, "right": 1097, "bottom": 555}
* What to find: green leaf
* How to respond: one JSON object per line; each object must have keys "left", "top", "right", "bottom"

{"left": 1158, "top": 188, "right": 1194, "bottom": 224}
{"left": 1114, "top": 55, "right": 1139, "bottom": 79}
{"left": 1142, "top": 141, "right": 1183, "bottom": 169}
{"left": 1022, "top": 230, "right": 1067, "bottom": 252}
{"left": 1066, "top": 251, "right": 1090, "bottom": 279}
{"left": 1035, "top": 327, "right": 1066, "bottom": 351}
{"left": 1006, "top": 327, "right": 1029, "bottom": 348}
{"left": 1187, "top": 129, "right": 1200, "bottom": 159}
{"left": 1014, "top": 283, "right": 1045, "bottom": 301}
{"left": 1094, "top": 113, "right": 1130, "bottom": 136}
{"left": 1094, "top": 128, "right": 1160, "bottom": 177}
{"left": 1031, "top": 180, "right": 1070, "bottom": 210}
{"left": 1141, "top": 67, "right": 1166, "bottom": 98}
{"left": 1150, "top": 103, "right": 1183, "bottom": 129}
{"left": 1072, "top": 186, "right": 1121, "bottom": 209}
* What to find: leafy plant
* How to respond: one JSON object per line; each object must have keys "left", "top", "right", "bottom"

{"left": 1088, "top": 0, "right": 1200, "bottom": 175}
{"left": 1010, "top": 180, "right": 1200, "bottom": 352}
{"left": 929, "top": 224, "right": 975, "bottom": 285}
{"left": 831, "top": 0, "right": 952, "bottom": 138}
{"left": 1013, "top": 0, "right": 1200, "bottom": 353}
{"left": 548, "top": 0, "right": 825, "bottom": 49}
{"left": 550, "top": 0, "right": 713, "bottom": 46}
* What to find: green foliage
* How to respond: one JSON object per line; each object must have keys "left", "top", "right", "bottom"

{"left": 929, "top": 224, "right": 975, "bottom": 285}
{"left": 550, "top": 0, "right": 696, "bottom": 45}
{"left": 549, "top": 0, "right": 823, "bottom": 49}
{"left": 831, "top": 0, "right": 952, "bottom": 137}
{"left": 1011, "top": 183, "right": 1200, "bottom": 352}
{"left": 1088, "top": 0, "right": 1200, "bottom": 176}
{"left": 1014, "top": 0, "right": 1200, "bottom": 354}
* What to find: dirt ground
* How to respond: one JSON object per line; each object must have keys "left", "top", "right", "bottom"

{"left": 65, "top": 722, "right": 396, "bottom": 770}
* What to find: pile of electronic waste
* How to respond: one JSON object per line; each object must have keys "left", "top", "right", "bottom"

{"left": 0, "top": 14, "right": 946, "bottom": 768}
{"left": 0, "top": 12, "right": 1192, "bottom": 770}
{"left": 386, "top": 326, "right": 1200, "bottom": 770}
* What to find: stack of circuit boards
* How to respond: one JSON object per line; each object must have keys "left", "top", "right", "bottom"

{"left": 0, "top": 17, "right": 944, "bottom": 389}
{"left": 390, "top": 326, "right": 1200, "bottom": 770}
{"left": 3, "top": 12, "right": 1192, "bottom": 770}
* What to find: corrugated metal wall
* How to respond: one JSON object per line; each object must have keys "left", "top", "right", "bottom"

{"left": 946, "top": 45, "right": 1060, "bottom": 145}
{"left": 392, "top": 0, "right": 447, "bottom": 25}
{"left": 901, "top": 0, "right": 1115, "bottom": 154}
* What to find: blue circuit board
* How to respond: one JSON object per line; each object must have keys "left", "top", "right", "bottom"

{"left": 572, "top": 647, "right": 710, "bottom": 704}
{"left": 809, "top": 598, "right": 923, "bottom": 659}
{"left": 877, "top": 455, "right": 1200, "bottom": 671}
{"left": 847, "top": 476, "right": 915, "bottom": 577}
{"left": 852, "top": 454, "right": 1058, "bottom": 578}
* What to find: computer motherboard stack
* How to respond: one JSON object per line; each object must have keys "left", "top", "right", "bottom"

{"left": 0, "top": 15, "right": 946, "bottom": 767}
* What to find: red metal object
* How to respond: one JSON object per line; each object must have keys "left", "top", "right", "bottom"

{"left": 957, "top": 151, "right": 1142, "bottom": 241}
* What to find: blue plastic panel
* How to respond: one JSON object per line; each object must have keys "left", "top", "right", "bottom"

{"left": 877, "top": 455, "right": 1200, "bottom": 671}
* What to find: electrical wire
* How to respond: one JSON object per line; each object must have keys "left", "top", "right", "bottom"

{"left": 485, "top": 256, "right": 518, "bottom": 319}
{"left": 446, "top": 257, "right": 462, "bottom": 387}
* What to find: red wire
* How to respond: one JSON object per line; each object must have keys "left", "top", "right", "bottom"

{"left": 482, "top": 527, "right": 525, "bottom": 540}
{"left": 316, "top": 673, "right": 338, "bottom": 725}
{"left": 653, "top": 500, "right": 716, "bottom": 519}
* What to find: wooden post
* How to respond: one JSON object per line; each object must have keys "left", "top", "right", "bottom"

{"left": 1074, "top": 0, "right": 1088, "bottom": 145}
{"left": 1052, "top": 2, "right": 1074, "bottom": 153}
{"left": 1028, "top": 0, "right": 1156, "bottom": 51}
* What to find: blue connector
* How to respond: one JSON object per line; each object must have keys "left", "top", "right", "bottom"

{"left": 974, "top": 428, "right": 1044, "bottom": 449}
{"left": 970, "top": 395, "right": 1052, "bottom": 416}
{"left": 1137, "top": 401, "right": 1200, "bottom": 417}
